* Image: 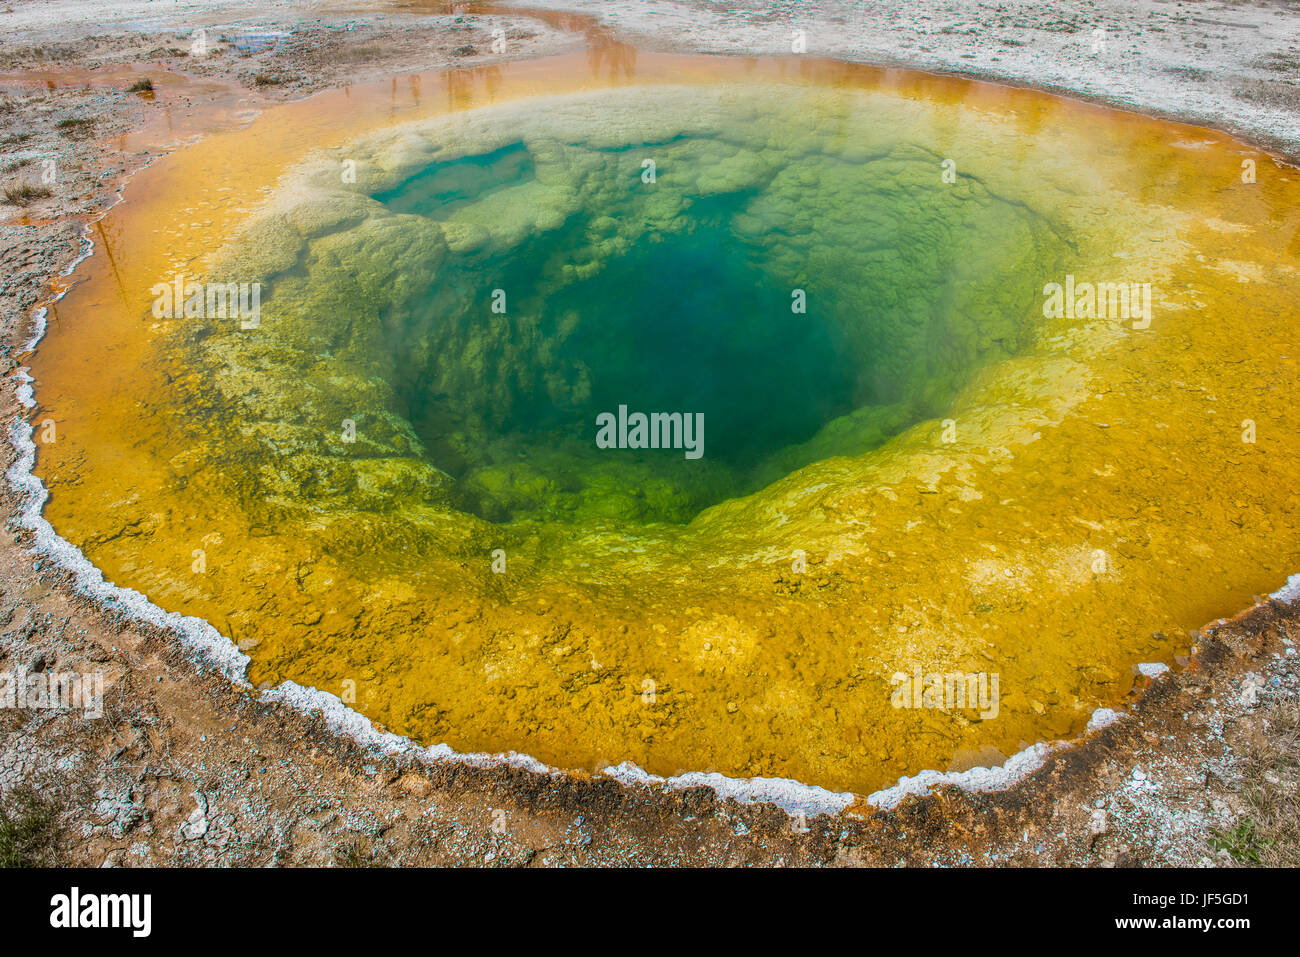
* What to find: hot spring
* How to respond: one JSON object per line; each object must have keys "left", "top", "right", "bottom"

{"left": 29, "top": 54, "right": 1300, "bottom": 797}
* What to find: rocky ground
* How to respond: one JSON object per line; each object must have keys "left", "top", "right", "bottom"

{"left": 0, "top": 0, "right": 1298, "bottom": 867}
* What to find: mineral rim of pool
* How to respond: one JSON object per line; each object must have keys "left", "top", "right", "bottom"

{"left": 29, "top": 52, "right": 1300, "bottom": 797}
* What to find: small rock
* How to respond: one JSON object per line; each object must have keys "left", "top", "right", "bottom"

{"left": 1089, "top": 809, "right": 1108, "bottom": 836}
{"left": 1240, "top": 679, "right": 1258, "bottom": 708}
{"left": 179, "top": 793, "right": 208, "bottom": 841}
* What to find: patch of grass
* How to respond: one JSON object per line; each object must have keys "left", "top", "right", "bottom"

{"left": 0, "top": 784, "right": 61, "bottom": 867}
{"left": 1261, "top": 52, "right": 1300, "bottom": 75}
{"left": 31, "top": 43, "right": 76, "bottom": 62}
{"left": 127, "top": 77, "right": 154, "bottom": 93}
{"left": 1, "top": 181, "right": 52, "bottom": 205}
{"left": 1209, "top": 819, "right": 1268, "bottom": 865}
{"left": 54, "top": 117, "right": 95, "bottom": 138}
{"left": 0, "top": 132, "right": 32, "bottom": 146}
{"left": 1219, "top": 700, "right": 1300, "bottom": 866}
{"left": 1234, "top": 78, "right": 1300, "bottom": 111}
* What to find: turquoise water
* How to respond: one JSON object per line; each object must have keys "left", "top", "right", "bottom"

{"left": 395, "top": 180, "right": 863, "bottom": 524}
{"left": 368, "top": 140, "right": 1043, "bottom": 524}
{"left": 189, "top": 88, "right": 1053, "bottom": 526}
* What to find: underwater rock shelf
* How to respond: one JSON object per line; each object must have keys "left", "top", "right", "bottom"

{"left": 29, "top": 54, "right": 1300, "bottom": 797}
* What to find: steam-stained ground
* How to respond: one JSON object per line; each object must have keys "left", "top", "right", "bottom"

{"left": 1, "top": 0, "right": 1298, "bottom": 866}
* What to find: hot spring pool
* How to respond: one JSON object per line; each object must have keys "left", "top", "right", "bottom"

{"left": 28, "top": 54, "right": 1300, "bottom": 798}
